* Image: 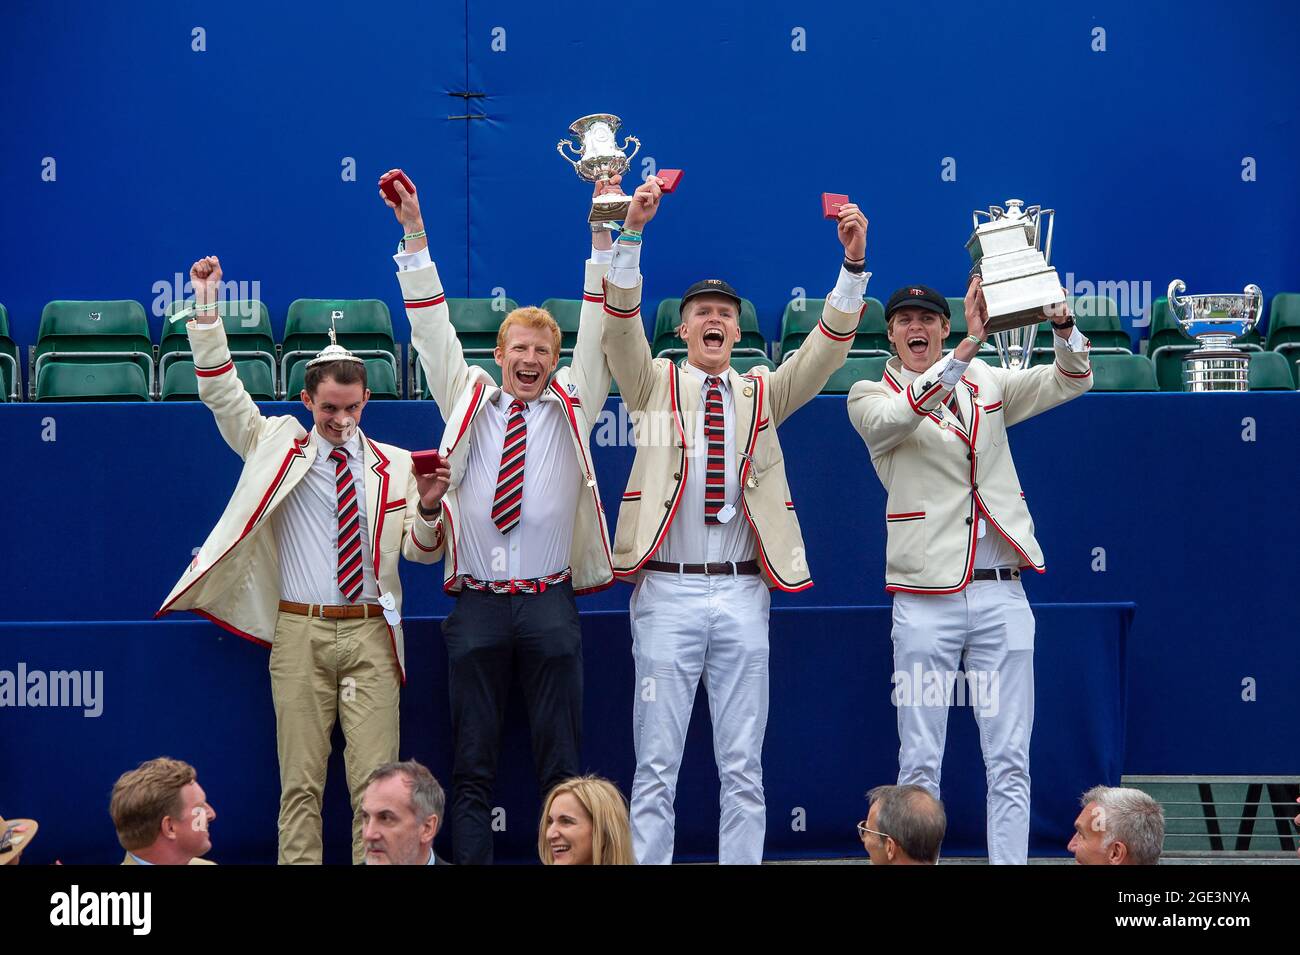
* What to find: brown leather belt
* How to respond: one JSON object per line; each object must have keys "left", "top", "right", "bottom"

{"left": 643, "top": 559, "right": 761, "bottom": 576}
{"left": 278, "top": 600, "right": 384, "bottom": 619}
{"left": 970, "top": 568, "right": 1020, "bottom": 581}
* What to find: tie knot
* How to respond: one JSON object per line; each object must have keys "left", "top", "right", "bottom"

{"left": 509, "top": 399, "right": 526, "bottom": 415}
{"left": 329, "top": 448, "right": 348, "bottom": 463}
{"left": 706, "top": 376, "right": 721, "bottom": 389}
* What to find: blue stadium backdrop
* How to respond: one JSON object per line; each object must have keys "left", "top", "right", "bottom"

{"left": 0, "top": 0, "right": 1297, "bottom": 863}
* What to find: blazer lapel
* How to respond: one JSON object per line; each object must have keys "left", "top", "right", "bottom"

{"left": 728, "top": 367, "right": 761, "bottom": 485}
{"left": 361, "top": 431, "right": 390, "bottom": 578}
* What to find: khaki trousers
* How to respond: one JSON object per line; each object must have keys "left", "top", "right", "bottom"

{"left": 269, "top": 611, "right": 400, "bottom": 864}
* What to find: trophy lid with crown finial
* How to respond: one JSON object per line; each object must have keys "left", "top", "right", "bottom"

{"left": 306, "top": 321, "right": 365, "bottom": 367}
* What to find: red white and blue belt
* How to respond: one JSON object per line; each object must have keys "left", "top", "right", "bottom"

{"left": 458, "top": 568, "right": 572, "bottom": 595}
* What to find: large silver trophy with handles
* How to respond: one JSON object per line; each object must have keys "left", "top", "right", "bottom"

{"left": 966, "top": 199, "right": 1065, "bottom": 369}
{"left": 1166, "top": 280, "right": 1263, "bottom": 391}
{"left": 557, "top": 114, "right": 642, "bottom": 223}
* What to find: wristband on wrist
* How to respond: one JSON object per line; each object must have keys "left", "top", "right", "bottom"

{"left": 842, "top": 257, "right": 866, "bottom": 275}
{"left": 418, "top": 503, "right": 440, "bottom": 520}
{"left": 619, "top": 227, "right": 643, "bottom": 241}
{"left": 963, "top": 334, "right": 984, "bottom": 349}
{"left": 402, "top": 229, "right": 426, "bottom": 241}
{"left": 194, "top": 301, "right": 220, "bottom": 313}
{"left": 1050, "top": 316, "right": 1075, "bottom": 330}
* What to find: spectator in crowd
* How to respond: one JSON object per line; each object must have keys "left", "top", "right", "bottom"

{"left": 1068, "top": 785, "right": 1165, "bottom": 865}
{"left": 539, "top": 776, "right": 635, "bottom": 865}
{"left": 858, "top": 784, "right": 946, "bottom": 865}
{"left": 111, "top": 757, "right": 216, "bottom": 865}
{"left": 360, "top": 760, "right": 448, "bottom": 865}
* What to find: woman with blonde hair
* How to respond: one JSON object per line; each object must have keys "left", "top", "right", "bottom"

{"left": 538, "top": 775, "right": 635, "bottom": 865}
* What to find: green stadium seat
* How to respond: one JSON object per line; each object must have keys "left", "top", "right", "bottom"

{"left": 446, "top": 297, "right": 519, "bottom": 353}
{"left": 160, "top": 300, "right": 276, "bottom": 398}
{"left": 1032, "top": 296, "right": 1133, "bottom": 355}
{"left": 778, "top": 296, "right": 887, "bottom": 363}
{"left": 1245, "top": 350, "right": 1295, "bottom": 391}
{"left": 943, "top": 297, "right": 969, "bottom": 348}
{"left": 1089, "top": 353, "right": 1158, "bottom": 392}
{"left": 1147, "top": 296, "right": 1262, "bottom": 391}
{"left": 286, "top": 356, "right": 399, "bottom": 400}
{"left": 161, "top": 359, "right": 276, "bottom": 401}
{"left": 652, "top": 297, "right": 767, "bottom": 360}
{"left": 730, "top": 355, "right": 775, "bottom": 374}
{"left": 283, "top": 299, "right": 399, "bottom": 398}
{"left": 539, "top": 298, "right": 581, "bottom": 352}
{"left": 1263, "top": 292, "right": 1300, "bottom": 387}
{"left": 822, "top": 355, "right": 889, "bottom": 393}
{"left": 0, "top": 303, "right": 20, "bottom": 400}
{"left": 34, "top": 300, "right": 154, "bottom": 399}
{"left": 36, "top": 360, "right": 149, "bottom": 401}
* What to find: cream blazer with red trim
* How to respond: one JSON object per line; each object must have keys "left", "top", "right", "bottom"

{"left": 847, "top": 344, "right": 1093, "bottom": 594}
{"left": 398, "top": 259, "right": 615, "bottom": 595}
{"left": 601, "top": 276, "right": 860, "bottom": 592}
{"left": 156, "top": 320, "right": 444, "bottom": 681}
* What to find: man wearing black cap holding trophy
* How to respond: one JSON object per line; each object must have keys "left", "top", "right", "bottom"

{"left": 846, "top": 276, "right": 1092, "bottom": 864}
{"left": 600, "top": 177, "right": 869, "bottom": 864}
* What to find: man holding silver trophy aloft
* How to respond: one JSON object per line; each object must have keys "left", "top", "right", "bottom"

{"left": 847, "top": 239, "right": 1092, "bottom": 863}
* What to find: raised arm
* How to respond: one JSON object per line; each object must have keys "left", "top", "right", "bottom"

{"left": 984, "top": 294, "right": 1093, "bottom": 425}
{"left": 381, "top": 172, "right": 475, "bottom": 415}
{"left": 186, "top": 255, "right": 275, "bottom": 460}
{"left": 599, "top": 177, "right": 663, "bottom": 413}
{"left": 569, "top": 178, "right": 620, "bottom": 433}
{"left": 767, "top": 203, "right": 869, "bottom": 425}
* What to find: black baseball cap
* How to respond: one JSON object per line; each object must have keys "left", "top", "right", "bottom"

{"left": 680, "top": 278, "right": 742, "bottom": 315}
{"left": 885, "top": 284, "right": 950, "bottom": 320}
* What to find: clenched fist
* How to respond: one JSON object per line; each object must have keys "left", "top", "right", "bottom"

{"left": 190, "top": 256, "right": 222, "bottom": 321}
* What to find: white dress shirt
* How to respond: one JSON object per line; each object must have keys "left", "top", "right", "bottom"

{"left": 273, "top": 429, "right": 380, "bottom": 604}
{"left": 657, "top": 363, "right": 757, "bottom": 565}
{"left": 454, "top": 389, "right": 581, "bottom": 581}
{"left": 392, "top": 244, "right": 583, "bottom": 581}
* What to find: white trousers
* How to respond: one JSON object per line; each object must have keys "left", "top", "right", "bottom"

{"left": 629, "top": 570, "right": 771, "bottom": 864}
{"left": 891, "top": 580, "right": 1035, "bottom": 865}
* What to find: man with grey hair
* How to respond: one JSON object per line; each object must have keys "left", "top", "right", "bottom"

{"left": 360, "top": 760, "right": 448, "bottom": 865}
{"left": 858, "top": 784, "right": 946, "bottom": 865}
{"left": 1068, "top": 785, "right": 1165, "bottom": 865}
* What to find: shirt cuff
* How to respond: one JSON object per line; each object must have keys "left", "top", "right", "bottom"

{"left": 394, "top": 246, "right": 432, "bottom": 271}
{"left": 608, "top": 238, "right": 642, "bottom": 290}
{"left": 939, "top": 355, "right": 970, "bottom": 387}
{"left": 826, "top": 265, "right": 870, "bottom": 315}
{"left": 589, "top": 246, "right": 614, "bottom": 265}
{"left": 1053, "top": 325, "right": 1087, "bottom": 352}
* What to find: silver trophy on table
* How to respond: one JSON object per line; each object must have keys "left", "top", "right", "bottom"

{"left": 966, "top": 199, "right": 1065, "bottom": 369}
{"left": 557, "top": 113, "right": 641, "bottom": 223}
{"left": 1166, "top": 280, "right": 1263, "bottom": 391}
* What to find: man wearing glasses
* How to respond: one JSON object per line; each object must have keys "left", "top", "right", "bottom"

{"left": 858, "top": 784, "right": 946, "bottom": 865}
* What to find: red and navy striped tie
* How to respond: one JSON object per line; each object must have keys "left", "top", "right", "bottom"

{"left": 330, "top": 448, "right": 365, "bottom": 602}
{"left": 493, "top": 399, "right": 527, "bottom": 534}
{"left": 704, "top": 376, "right": 725, "bottom": 524}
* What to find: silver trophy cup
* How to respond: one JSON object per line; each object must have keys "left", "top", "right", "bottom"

{"left": 967, "top": 199, "right": 1065, "bottom": 369}
{"left": 557, "top": 114, "right": 642, "bottom": 223}
{"left": 1166, "top": 280, "right": 1263, "bottom": 391}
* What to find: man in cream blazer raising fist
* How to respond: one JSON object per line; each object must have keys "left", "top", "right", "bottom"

{"left": 159, "top": 255, "right": 449, "bottom": 864}
{"left": 847, "top": 276, "right": 1092, "bottom": 864}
